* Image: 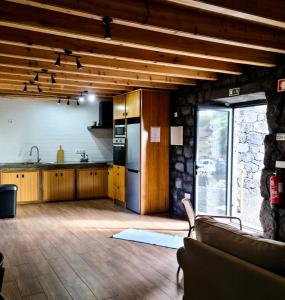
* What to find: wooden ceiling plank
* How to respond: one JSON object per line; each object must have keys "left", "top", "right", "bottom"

{"left": 0, "top": 46, "right": 218, "bottom": 80}
{"left": 0, "top": 70, "right": 179, "bottom": 89}
{"left": 0, "top": 78, "right": 134, "bottom": 91}
{"left": 0, "top": 27, "right": 242, "bottom": 75}
{"left": 0, "top": 59, "right": 197, "bottom": 85}
{"left": 0, "top": 2, "right": 276, "bottom": 66}
{"left": 0, "top": 83, "right": 125, "bottom": 94}
{"left": 167, "top": 0, "right": 285, "bottom": 30}
{"left": 6, "top": 0, "right": 285, "bottom": 51}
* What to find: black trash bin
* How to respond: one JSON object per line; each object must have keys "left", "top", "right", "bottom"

{"left": 0, "top": 184, "right": 17, "bottom": 218}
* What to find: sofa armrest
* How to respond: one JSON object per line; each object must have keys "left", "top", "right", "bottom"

{"left": 179, "top": 238, "right": 285, "bottom": 300}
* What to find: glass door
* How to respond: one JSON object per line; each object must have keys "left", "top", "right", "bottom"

{"left": 195, "top": 106, "right": 232, "bottom": 215}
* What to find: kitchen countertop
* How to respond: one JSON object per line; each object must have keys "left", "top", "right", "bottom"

{"left": 0, "top": 161, "right": 113, "bottom": 171}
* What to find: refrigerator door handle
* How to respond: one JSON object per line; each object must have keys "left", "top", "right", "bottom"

{"left": 127, "top": 169, "right": 139, "bottom": 173}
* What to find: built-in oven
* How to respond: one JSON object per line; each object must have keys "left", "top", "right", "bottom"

{"left": 113, "top": 138, "right": 126, "bottom": 166}
{"left": 114, "top": 124, "right": 126, "bottom": 137}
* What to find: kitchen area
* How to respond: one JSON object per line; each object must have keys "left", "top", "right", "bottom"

{"left": 0, "top": 89, "right": 170, "bottom": 215}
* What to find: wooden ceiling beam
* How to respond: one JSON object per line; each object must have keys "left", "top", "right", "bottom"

{"left": 6, "top": 0, "right": 285, "bottom": 52}
{"left": 0, "top": 40, "right": 241, "bottom": 76}
{"left": 0, "top": 70, "right": 179, "bottom": 89}
{"left": 0, "top": 59, "right": 196, "bottom": 85}
{"left": 0, "top": 84, "right": 122, "bottom": 95}
{"left": 0, "top": 45, "right": 217, "bottom": 80}
{"left": 168, "top": 0, "right": 285, "bottom": 30}
{"left": 0, "top": 28, "right": 242, "bottom": 75}
{"left": 0, "top": 78, "right": 134, "bottom": 91}
{"left": 0, "top": 2, "right": 275, "bottom": 66}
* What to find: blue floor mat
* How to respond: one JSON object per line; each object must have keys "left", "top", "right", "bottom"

{"left": 112, "top": 228, "right": 184, "bottom": 249}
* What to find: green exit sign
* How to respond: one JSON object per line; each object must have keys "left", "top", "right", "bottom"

{"left": 229, "top": 87, "right": 240, "bottom": 97}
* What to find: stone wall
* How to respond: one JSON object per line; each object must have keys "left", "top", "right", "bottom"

{"left": 170, "top": 62, "right": 285, "bottom": 241}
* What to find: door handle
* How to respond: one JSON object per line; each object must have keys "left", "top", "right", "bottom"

{"left": 90, "top": 172, "right": 92, "bottom": 176}
{"left": 55, "top": 173, "right": 58, "bottom": 177}
{"left": 60, "top": 173, "right": 63, "bottom": 176}
{"left": 16, "top": 174, "right": 19, "bottom": 178}
{"left": 22, "top": 174, "right": 24, "bottom": 178}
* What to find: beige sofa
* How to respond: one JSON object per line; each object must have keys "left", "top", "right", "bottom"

{"left": 177, "top": 216, "right": 285, "bottom": 300}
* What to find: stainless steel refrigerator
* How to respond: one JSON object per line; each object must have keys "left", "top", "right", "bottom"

{"left": 126, "top": 123, "right": 140, "bottom": 213}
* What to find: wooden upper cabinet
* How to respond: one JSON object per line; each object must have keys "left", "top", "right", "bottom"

{"left": 1, "top": 171, "right": 39, "bottom": 203}
{"left": 126, "top": 90, "right": 141, "bottom": 118}
{"left": 113, "top": 94, "right": 126, "bottom": 120}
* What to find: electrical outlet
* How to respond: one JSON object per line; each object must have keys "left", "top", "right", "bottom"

{"left": 184, "top": 193, "right": 191, "bottom": 199}
{"left": 276, "top": 161, "right": 285, "bottom": 168}
{"left": 75, "top": 149, "right": 85, "bottom": 154}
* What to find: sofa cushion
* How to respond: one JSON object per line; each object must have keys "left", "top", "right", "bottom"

{"left": 195, "top": 216, "right": 285, "bottom": 276}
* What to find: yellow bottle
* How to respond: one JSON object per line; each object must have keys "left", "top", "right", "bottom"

{"left": 57, "top": 145, "right": 64, "bottom": 163}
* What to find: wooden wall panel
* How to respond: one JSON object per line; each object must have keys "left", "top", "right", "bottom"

{"left": 140, "top": 90, "right": 169, "bottom": 214}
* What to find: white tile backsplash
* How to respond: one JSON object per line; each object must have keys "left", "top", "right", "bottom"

{"left": 0, "top": 97, "right": 113, "bottom": 163}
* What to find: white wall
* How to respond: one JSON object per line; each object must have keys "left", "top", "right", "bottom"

{"left": 0, "top": 97, "right": 113, "bottom": 163}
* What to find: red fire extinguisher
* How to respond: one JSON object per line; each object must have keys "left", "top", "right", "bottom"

{"left": 269, "top": 171, "right": 284, "bottom": 208}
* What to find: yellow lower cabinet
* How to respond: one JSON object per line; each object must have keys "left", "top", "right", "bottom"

{"left": 77, "top": 168, "right": 108, "bottom": 200}
{"left": 107, "top": 167, "right": 114, "bottom": 199}
{"left": 1, "top": 171, "right": 39, "bottom": 203}
{"left": 43, "top": 169, "right": 74, "bottom": 201}
{"left": 113, "top": 165, "right": 126, "bottom": 202}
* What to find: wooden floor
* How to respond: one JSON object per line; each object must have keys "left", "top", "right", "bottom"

{"left": 0, "top": 200, "right": 187, "bottom": 300}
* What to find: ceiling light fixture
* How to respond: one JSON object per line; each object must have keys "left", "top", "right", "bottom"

{"left": 55, "top": 54, "right": 61, "bottom": 67}
{"left": 79, "top": 92, "right": 85, "bottom": 102}
{"left": 23, "top": 83, "right": 27, "bottom": 92}
{"left": 102, "top": 16, "right": 113, "bottom": 40}
{"left": 88, "top": 93, "right": 96, "bottom": 102}
{"left": 34, "top": 72, "right": 39, "bottom": 82}
{"left": 55, "top": 50, "right": 83, "bottom": 70}
{"left": 51, "top": 74, "right": 56, "bottom": 84}
{"left": 67, "top": 96, "right": 70, "bottom": 105}
{"left": 37, "top": 85, "right": 42, "bottom": 93}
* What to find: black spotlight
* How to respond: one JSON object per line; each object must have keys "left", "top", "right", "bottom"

{"left": 51, "top": 74, "right": 56, "bottom": 84}
{"left": 55, "top": 53, "right": 61, "bottom": 67}
{"left": 67, "top": 96, "right": 70, "bottom": 105}
{"left": 76, "top": 57, "right": 83, "bottom": 70}
{"left": 57, "top": 98, "right": 61, "bottom": 104}
{"left": 23, "top": 83, "right": 27, "bottom": 92}
{"left": 102, "top": 16, "right": 113, "bottom": 40}
{"left": 34, "top": 72, "right": 39, "bottom": 82}
{"left": 76, "top": 99, "right": 80, "bottom": 106}
{"left": 37, "top": 85, "right": 42, "bottom": 93}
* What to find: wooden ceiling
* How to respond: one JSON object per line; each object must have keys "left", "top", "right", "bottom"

{"left": 0, "top": 0, "right": 283, "bottom": 100}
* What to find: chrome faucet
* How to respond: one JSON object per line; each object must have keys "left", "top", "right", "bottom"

{"left": 80, "top": 152, "right": 89, "bottom": 162}
{"left": 29, "top": 146, "right": 41, "bottom": 163}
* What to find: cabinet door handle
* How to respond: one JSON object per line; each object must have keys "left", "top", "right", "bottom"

{"left": 16, "top": 174, "right": 19, "bottom": 178}
{"left": 117, "top": 173, "right": 119, "bottom": 175}
{"left": 22, "top": 174, "right": 24, "bottom": 178}
{"left": 55, "top": 173, "right": 58, "bottom": 177}
{"left": 60, "top": 173, "right": 63, "bottom": 176}
{"left": 90, "top": 172, "right": 92, "bottom": 176}
{"left": 108, "top": 172, "right": 109, "bottom": 175}
{"left": 122, "top": 112, "right": 125, "bottom": 116}
{"left": 94, "top": 172, "right": 97, "bottom": 175}
{"left": 126, "top": 112, "right": 128, "bottom": 116}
